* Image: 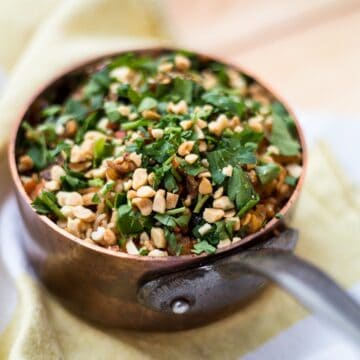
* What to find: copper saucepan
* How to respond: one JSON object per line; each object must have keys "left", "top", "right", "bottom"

{"left": 7, "top": 48, "right": 360, "bottom": 340}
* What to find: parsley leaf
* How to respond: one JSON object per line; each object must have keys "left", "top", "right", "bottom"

{"left": 192, "top": 241, "right": 216, "bottom": 255}
{"left": 270, "top": 115, "right": 300, "bottom": 156}
{"left": 228, "top": 167, "right": 259, "bottom": 216}
{"left": 202, "top": 89, "right": 245, "bottom": 115}
{"left": 256, "top": 163, "right": 280, "bottom": 184}
{"left": 93, "top": 138, "right": 114, "bottom": 166}
{"left": 32, "top": 191, "right": 64, "bottom": 219}
{"left": 207, "top": 144, "right": 256, "bottom": 184}
{"left": 138, "top": 97, "right": 157, "bottom": 112}
{"left": 116, "top": 204, "right": 151, "bottom": 235}
{"left": 285, "top": 175, "right": 298, "bottom": 186}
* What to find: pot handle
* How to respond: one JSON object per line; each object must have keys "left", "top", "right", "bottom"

{"left": 223, "top": 248, "right": 360, "bottom": 343}
{"left": 138, "top": 229, "right": 360, "bottom": 343}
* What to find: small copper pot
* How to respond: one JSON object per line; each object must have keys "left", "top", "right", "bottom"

{"left": 8, "top": 48, "right": 360, "bottom": 339}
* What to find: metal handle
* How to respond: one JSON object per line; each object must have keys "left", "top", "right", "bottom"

{"left": 138, "top": 229, "right": 360, "bottom": 343}
{"left": 223, "top": 248, "right": 360, "bottom": 343}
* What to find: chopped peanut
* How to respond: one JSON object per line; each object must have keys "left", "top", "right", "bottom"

{"left": 45, "top": 180, "right": 60, "bottom": 192}
{"left": 18, "top": 155, "right": 34, "bottom": 172}
{"left": 198, "top": 223, "right": 212, "bottom": 236}
{"left": 148, "top": 249, "right": 168, "bottom": 257}
{"left": 174, "top": 54, "right": 191, "bottom": 71}
{"left": 126, "top": 239, "right": 139, "bottom": 255}
{"left": 136, "top": 185, "right": 156, "bottom": 198}
{"left": 73, "top": 206, "right": 96, "bottom": 222}
{"left": 128, "top": 152, "right": 142, "bottom": 167}
{"left": 152, "top": 189, "right": 166, "bottom": 214}
{"left": 286, "top": 164, "right": 302, "bottom": 178}
{"left": 166, "top": 192, "right": 179, "bottom": 209}
{"left": 180, "top": 120, "right": 193, "bottom": 130}
{"left": 222, "top": 165, "right": 233, "bottom": 177}
{"left": 132, "top": 168, "right": 148, "bottom": 190}
{"left": 167, "top": 100, "right": 188, "bottom": 115}
{"left": 56, "top": 191, "right": 83, "bottom": 207}
{"left": 217, "top": 239, "right": 231, "bottom": 249}
{"left": 151, "top": 227, "right": 167, "bottom": 249}
{"left": 91, "top": 226, "right": 105, "bottom": 242}
{"left": 178, "top": 141, "right": 194, "bottom": 156}
{"left": 50, "top": 165, "right": 66, "bottom": 182}
{"left": 213, "top": 196, "right": 235, "bottom": 210}
{"left": 132, "top": 197, "right": 153, "bottom": 216}
{"left": 203, "top": 208, "right": 225, "bottom": 223}
{"left": 213, "top": 187, "right": 224, "bottom": 199}
{"left": 185, "top": 154, "right": 199, "bottom": 164}
{"left": 151, "top": 128, "right": 164, "bottom": 139}
{"left": 199, "top": 177, "right": 213, "bottom": 195}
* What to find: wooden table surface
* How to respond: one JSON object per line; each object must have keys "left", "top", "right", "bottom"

{"left": 168, "top": 0, "right": 360, "bottom": 117}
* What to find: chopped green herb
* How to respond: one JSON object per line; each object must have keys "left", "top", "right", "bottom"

{"left": 228, "top": 167, "right": 259, "bottom": 216}
{"left": 271, "top": 115, "right": 300, "bottom": 156}
{"left": 285, "top": 175, "right": 298, "bottom": 186}
{"left": 32, "top": 191, "right": 64, "bottom": 219}
{"left": 192, "top": 241, "right": 216, "bottom": 255}
{"left": 256, "top": 163, "right": 280, "bottom": 184}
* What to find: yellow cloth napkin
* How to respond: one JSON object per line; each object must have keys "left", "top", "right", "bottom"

{"left": 1, "top": 1, "right": 360, "bottom": 358}
{"left": 1, "top": 143, "right": 359, "bottom": 359}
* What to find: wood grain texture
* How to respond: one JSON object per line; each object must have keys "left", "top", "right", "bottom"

{"left": 167, "top": 0, "right": 360, "bottom": 116}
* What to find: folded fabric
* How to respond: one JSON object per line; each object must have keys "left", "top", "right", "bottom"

{"left": 1, "top": 143, "right": 359, "bottom": 359}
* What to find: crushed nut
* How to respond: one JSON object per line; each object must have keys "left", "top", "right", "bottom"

{"left": 213, "top": 196, "right": 235, "bottom": 210}
{"left": 152, "top": 189, "right": 166, "bottom": 214}
{"left": 166, "top": 192, "right": 179, "bottom": 209}
{"left": 222, "top": 165, "right": 233, "bottom": 177}
{"left": 56, "top": 191, "right": 83, "bottom": 206}
{"left": 203, "top": 208, "right": 225, "bottom": 223}
{"left": 199, "top": 177, "right": 213, "bottom": 195}
{"left": 132, "top": 197, "right": 153, "bottom": 216}
{"left": 151, "top": 227, "right": 167, "bottom": 249}
{"left": 198, "top": 223, "right": 212, "bottom": 236}
{"left": 136, "top": 185, "right": 156, "bottom": 198}
{"left": 18, "top": 155, "right": 34, "bottom": 172}
{"left": 178, "top": 141, "right": 194, "bottom": 156}
{"left": 73, "top": 206, "right": 96, "bottom": 222}
{"left": 185, "top": 153, "right": 199, "bottom": 164}
{"left": 174, "top": 54, "right": 191, "bottom": 71}
{"left": 126, "top": 238, "right": 139, "bottom": 255}
{"left": 132, "top": 168, "right": 148, "bottom": 190}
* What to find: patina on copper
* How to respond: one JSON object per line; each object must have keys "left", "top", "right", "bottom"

{"left": 8, "top": 48, "right": 307, "bottom": 330}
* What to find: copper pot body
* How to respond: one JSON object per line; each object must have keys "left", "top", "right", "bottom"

{"left": 8, "top": 48, "right": 307, "bottom": 330}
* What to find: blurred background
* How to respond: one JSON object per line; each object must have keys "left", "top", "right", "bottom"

{"left": 1, "top": 0, "right": 360, "bottom": 115}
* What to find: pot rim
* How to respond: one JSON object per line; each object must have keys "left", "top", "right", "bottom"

{"left": 8, "top": 46, "right": 307, "bottom": 264}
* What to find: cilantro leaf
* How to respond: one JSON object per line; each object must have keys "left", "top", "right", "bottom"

{"left": 75, "top": 112, "right": 100, "bottom": 143}
{"left": 32, "top": 191, "right": 64, "bottom": 219}
{"left": 144, "top": 138, "right": 177, "bottom": 163}
{"left": 228, "top": 167, "right": 260, "bottom": 216}
{"left": 172, "top": 77, "right": 194, "bottom": 103}
{"left": 116, "top": 204, "right": 151, "bottom": 235}
{"left": 93, "top": 138, "right": 114, "bottom": 166}
{"left": 138, "top": 97, "right": 157, "bottom": 112}
{"left": 285, "top": 175, "right": 298, "bottom": 186}
{"left": 192, "top": 241, "right": 216, "bottom": 255}
{"left": 256, "top": 163, "right": 280, "bottom": 184}
{"left": 270, "top": 115, "right": 300, "bottom": 156}
{"left": 207, "top": 144, "right": 256, "bottom": 184}
{"left": 202, "top": 89, "right": 245, "bottom": 115}
{"left": 63, "top": 99, "right": 88, "bottom": 121}
{"left": 84, "top": 68, "right": 111, "bottom": 97}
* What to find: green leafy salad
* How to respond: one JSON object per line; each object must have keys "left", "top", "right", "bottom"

{"left": 16, "top": 50, "right": 302, "bottom": 256}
